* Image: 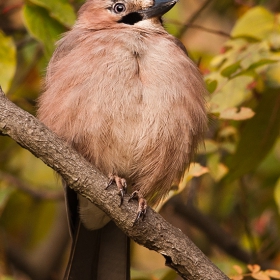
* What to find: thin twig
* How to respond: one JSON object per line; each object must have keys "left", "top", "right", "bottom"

{"left": 167, "top": 19, "right": 231, "bottom": 38}
{"left": 168, "top": 194, "right": 261, "bottom": 266}
{"left": 177, "top": 0, "right": 215, "bottom": 38}
{"left": 0, "top": 171, "right": 64, "bottom": 200}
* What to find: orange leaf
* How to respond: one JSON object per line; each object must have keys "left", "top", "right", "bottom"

{"left": 265, "top": 269, "right": 280, "bottom": 279}
{"left": 248, "top": 264, "right": 261, "bottom": 273}
{"left": 252, "top": 271, "right": 270, "bottom": 280}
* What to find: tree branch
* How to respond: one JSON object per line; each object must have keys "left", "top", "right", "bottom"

{"left": 166, "top": 20, "right": 231, "bottom": 38}
{"left": 0, "top": 88, "right": 229, "bottom": 280}
{"left": 169, "top": 194, "right": 253, "bottom": 263}
{"left": 177, "top": 0, "right": 215, "bottom": 38}
{"left": 0, "top": 170, "right": 64, "bottom": 200}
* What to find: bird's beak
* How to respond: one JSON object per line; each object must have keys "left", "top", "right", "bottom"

{"left": 140, "top": 0, "right": 178, "bottom": 19}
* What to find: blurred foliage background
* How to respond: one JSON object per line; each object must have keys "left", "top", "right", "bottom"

{"left": 0, "top": 0, "right": 280, "bottom": 279}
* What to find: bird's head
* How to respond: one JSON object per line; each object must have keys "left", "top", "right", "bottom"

{"left": 77, "top": 0, "right": 178, "bottom": 29}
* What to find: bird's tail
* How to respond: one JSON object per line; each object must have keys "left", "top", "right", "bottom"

{"left": 64, "top": 220, "right": 130, "bottom": 280}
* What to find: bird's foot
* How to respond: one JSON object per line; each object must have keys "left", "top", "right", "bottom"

{"left": 128, "top": 191, "right": 147, "bottom": 224}
{"left": 106, "top": 173, "right": 127, "bottom": 206}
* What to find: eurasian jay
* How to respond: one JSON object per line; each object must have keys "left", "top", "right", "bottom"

{"left": 38, "top": 0, "right": 207, "bottom": 278}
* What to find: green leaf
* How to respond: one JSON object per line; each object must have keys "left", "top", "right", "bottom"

{"left": 231, "top": 6, "right": 276, "bottom": 40}
{"left": 247, "top": 59, "right": 277, "bottom": 71}
{"left": 221, "top": 61, "right": 241, "bottom": 78}
{"left": 164, "top": 3, "right": 182, "bottom": 37}
{"left": 0, "top": 181, "right": 14, "bottom": 216}
{"left": 224, "top": 88, "right": 280, "bottom": 182}
{"left": 266, "top": 62, "right": 280, "bottom": 88}
{"left": 205, "top": 79, "right": 218, "bottom": 93}
{"left": 274, "top": 177, "right": 280, "bottom": 215}
{"left": 23, "top": 4, "right": 66, "bottom": 58}
{"left": 231, "top": 59, "right": 278, "bottom": 79}
{"left": 28, "top": 0, "right": 76, "bottom": 27}
{"left": 0, "top": 31, "right": 16, "bottom": 92}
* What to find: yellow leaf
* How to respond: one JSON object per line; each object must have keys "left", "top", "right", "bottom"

{"left": 231, "top": 7, "right": 275, "bottom": 40}
{"left": 233, "top": 265, "right": 243, "bottom": 275}
{"left": 0, "top": 31, "right": 16, "bottom": 92}
{"left": 199, "top": 139, "right": 219, "bottom": 154}
{"left": 220, "top": 107, "right": 255, "bottom": 121}
{"left": 208, "top": 153, "right": 228, "bottom": 182}
{"left": 176, "top": 163, "right": 208, "bottom": 190}
{"left": 218, "top": 126, "right": 238, "bottom": 139}
{"left": 273, "top": 178, "right": 280, "bottom": 215}
{"left": 155, "top": 163, "right": 208, "bottom": 211}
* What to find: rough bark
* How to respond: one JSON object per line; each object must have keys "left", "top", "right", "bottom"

{"left": 0, "top": 88, "right": 229, "bottom": 280}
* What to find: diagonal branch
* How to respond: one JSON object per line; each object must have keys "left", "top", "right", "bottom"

{"left": 0, "top": 87, "right": 229, "bottom": 280}
{"left": 177, "top": 0, "right": 215, "bottom": 39}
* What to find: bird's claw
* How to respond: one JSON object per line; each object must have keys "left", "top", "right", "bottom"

{"left": 134, "top": 198, "right": 147, "bottom": 224}
{"left": 106, "top": 178, "right": 147, "bottom": 222}
{"left": 128, "top": 190, "right": 137, "bottom": 202}
{"left": 106, "top": 173, "right": 127, "bottom": 206}
{"left": 129, "top": 191, "right": 147, "bottom": 224}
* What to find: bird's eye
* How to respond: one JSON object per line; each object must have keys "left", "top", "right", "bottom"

{"left": 113, "top": 3, "right": 126, "bottom": 14}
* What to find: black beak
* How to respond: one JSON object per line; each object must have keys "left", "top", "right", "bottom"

{"left": 140, "top": 0, "right": 178, "bottom": 19}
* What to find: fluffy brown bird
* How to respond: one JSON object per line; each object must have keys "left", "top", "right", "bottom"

{"left": 37, "top": 0, "right": 207, "bottom": 278}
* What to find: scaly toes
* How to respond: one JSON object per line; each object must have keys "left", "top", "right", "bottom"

{"left": 135, "top": 198, "right": 147, "bottom": 223}
{"left": 106, "top": 173, "right": 127, "bottom": 206}
{"left": 129, "top": 191, "right": 147, "bottom": 224}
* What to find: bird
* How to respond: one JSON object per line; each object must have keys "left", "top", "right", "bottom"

{"left": 37, "top": 0, "right": 207, "bottom": 278}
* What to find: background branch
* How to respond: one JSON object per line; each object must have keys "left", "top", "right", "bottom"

{"left": 177, "top": 0, "right": 215, "bottom": 38}
{"left": 166, "top": 20, "right": 231, "bottom": 38}
{"left": 0, "top": 171, "right": 64, "bottom": 200}
{"left": 0, "top": 88, "right": 229, "bottom": 279}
